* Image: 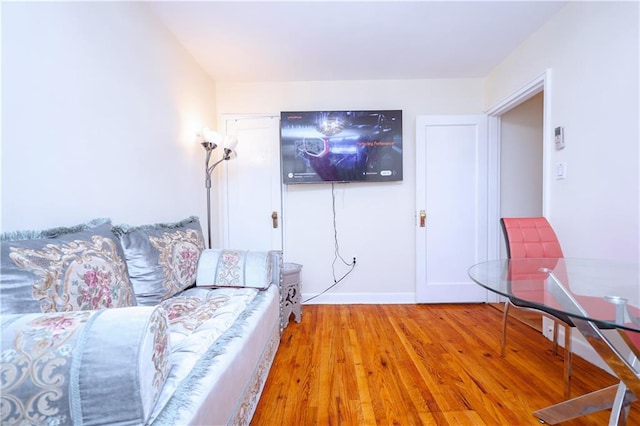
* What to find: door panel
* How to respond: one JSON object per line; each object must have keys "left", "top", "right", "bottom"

{"left": 221, "top": 115, "right": 282, "bottom": 251}
{"left": 416, "top": 115, "right": 489, "bottom": 303}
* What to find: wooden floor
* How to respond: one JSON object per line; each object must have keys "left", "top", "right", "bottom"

{"left": 252, "top": 304, "right": 639, "bottom": 425}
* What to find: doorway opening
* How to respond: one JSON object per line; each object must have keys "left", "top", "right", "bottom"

{"left": 486, "top": 70, "right": 550, "bottom": 331}
{"left": 486, "top": 69, "right": 551, "bottom": 260}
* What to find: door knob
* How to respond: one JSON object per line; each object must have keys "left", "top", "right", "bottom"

{"left": 272, "top": 211, "right": 278, "bottom": 229}
{"left": 419, "top": 210, "right": 426, "bottom": 227}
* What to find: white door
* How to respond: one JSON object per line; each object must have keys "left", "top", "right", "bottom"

{"left": 220, "top": 115, "right": 283, "bottom": 251}
{"left": 415, "top": 115, "right": 490, "bottom": 303}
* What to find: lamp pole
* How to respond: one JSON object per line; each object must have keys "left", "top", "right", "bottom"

{"left": 201, "top": 139, "right": 234, "bottom": 249}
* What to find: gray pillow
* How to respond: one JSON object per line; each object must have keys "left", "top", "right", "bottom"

{"left": 0, "top": 218, "right": 136, "bottom": 314}
{"left": 113, "top": 216, "right": 205, "bottom": 306}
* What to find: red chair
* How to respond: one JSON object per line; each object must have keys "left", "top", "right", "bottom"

{"left": 501, "top": 217, "right": 573, "bottom": 398}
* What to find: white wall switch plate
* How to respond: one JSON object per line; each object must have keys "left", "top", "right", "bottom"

{"left": 555, "top": 161, "right": 567, "bottom": 180}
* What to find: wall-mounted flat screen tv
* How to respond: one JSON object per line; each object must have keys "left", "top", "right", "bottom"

{"left": 280, "top": 110, "right": 403, "bottom": 184}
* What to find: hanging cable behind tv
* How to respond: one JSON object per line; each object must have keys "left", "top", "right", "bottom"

{"left": 302, "top": 183, "right": 356, "bottom": 303}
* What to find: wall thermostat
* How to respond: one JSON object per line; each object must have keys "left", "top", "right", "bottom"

{"left": 555, "top": 126, "right": 565, "bottom": 150}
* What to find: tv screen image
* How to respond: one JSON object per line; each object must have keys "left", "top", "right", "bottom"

{"left": 280, "top": 110, "right": 403, "bottom": 184}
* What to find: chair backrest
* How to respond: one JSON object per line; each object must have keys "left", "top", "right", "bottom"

{"left": 501, "top": 217, "right": 566, "bottom": 311}
{"left": 501, "top": 218, "right": 623, "bottom": 329}
{"left": 501, "top": 217, "right": 564, "bottom": 259}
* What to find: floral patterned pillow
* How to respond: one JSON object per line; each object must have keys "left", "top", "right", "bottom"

{"left": 113, "top": 216, "right": 205, "bottom": 306}
{"left": 0, "top": 218, "right": 137, "bottom": 315}
{"left": 196, "top": 249, "right": 273, "bottom": 290}
{"left": 0, "top": 305, "right": 170, "bottom": 425}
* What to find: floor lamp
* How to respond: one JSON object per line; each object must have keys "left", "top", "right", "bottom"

{"left": 199, "top": 128, "right": 238, "bottom": 249}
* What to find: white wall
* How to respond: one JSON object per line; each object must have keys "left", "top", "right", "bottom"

{"left": 1, "top": 2, "right": 216, "bottom": 233}
{"left": 486, "top": 2, "right": 639, "bottom": 262}
{"left": 216, "top": 79, "right": 484, "bottom": 302}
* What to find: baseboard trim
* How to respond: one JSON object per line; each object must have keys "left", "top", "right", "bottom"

{"left": 571, "top": 337, "right": 611, "bottom": 373}
{"left": 543, "top": 322, "right": 615, "bottom": 374}
{"left": 302, "top": 292, "right": 416, "bottom": 304}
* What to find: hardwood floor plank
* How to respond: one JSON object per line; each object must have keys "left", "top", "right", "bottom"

{"left": 252, "top": 304, "right": 639, "bottom": 425}
{"left": 347, "top": 327, "right": 376, "bottom": 425}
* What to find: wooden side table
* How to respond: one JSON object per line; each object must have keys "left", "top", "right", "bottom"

{"left": 281, "top": 262, "right": 302, "bottom": 330}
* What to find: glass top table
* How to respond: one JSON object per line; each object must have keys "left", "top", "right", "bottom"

{"left": 468, "top": 258, "right": 640, "bottom": 332}
{"left": 468, "top": 258, "right": 640, "bottom": 425}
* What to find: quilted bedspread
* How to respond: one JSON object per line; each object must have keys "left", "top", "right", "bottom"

{"left": 149, "top": 286, "right": 260, "bottom": 419}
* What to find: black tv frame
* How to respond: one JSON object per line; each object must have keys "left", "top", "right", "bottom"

{"left": 280, "top": 110, "right": 403, "bottom": 184}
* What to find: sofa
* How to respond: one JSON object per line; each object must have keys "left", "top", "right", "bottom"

{"left": 0, "top": 216, "right": 283, "bottom": 425}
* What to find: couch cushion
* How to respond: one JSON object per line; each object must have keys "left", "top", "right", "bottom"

{"left": 196, "top": 249, "right": 272, "bottom": 290}
{"left": 0, "top": 219, "right": 136, "bottom": 314}
{"left": 150, "top": 286, "right": 259, "bottom": 418}
{"left": 113, "top": 216, "right": 205, "bottom": 306}
{"left": 0, "top": 305, "right": 170, "bottom": 425}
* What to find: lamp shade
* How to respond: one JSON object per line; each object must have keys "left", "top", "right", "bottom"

{"left": 224, "top": 135, "right": 238, "bottom": 151}
{"left": 201, "top": 128, "right": 223, "bottom": 145}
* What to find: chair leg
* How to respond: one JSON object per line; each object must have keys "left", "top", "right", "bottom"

{"left": 501, "top": 302, "right": 572, "bottom": 398}
{"left": 501, "top": 300, "right": 511, "bottom": 357}
{"left": 563, "top": 324, "right": 572, "bottom": 399}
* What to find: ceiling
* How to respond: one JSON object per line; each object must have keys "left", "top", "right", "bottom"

{"left": 147, "top": 1, "right": 566, "bottom": 82}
